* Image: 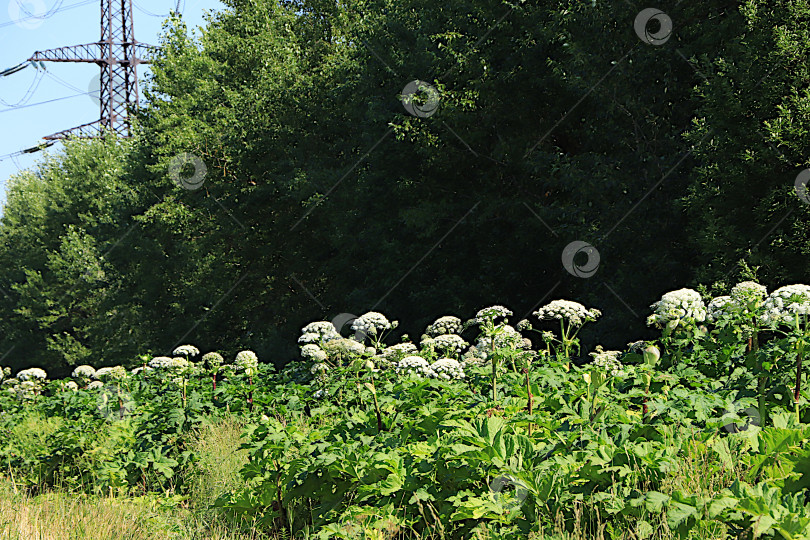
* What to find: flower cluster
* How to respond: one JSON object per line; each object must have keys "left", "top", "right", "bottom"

{"left": 647, "top": 288, "right": 706, "bottom": 328}
{"left": 322, "top": 338, "right": 366, "bottom": 361}
{"left": 148, "top": 356, "right": 174, "bottom": 369}
{"left": 72, "top": 365, "right": 96, "bottom": 379}
{"left": 430, "top": 358, "right": 465, "bottom": 380}
{"left": 17, "top": 368, "right": 47, "bottom": 382}
{"left": 301, "top": 344, "right": 328, "bottom": 362}
{"left": 589, "top": 346, "right": 624, "bottom": 377}
{"left": 351, "top": 312, "right": 395, "bottom": 336}
{"left": 477, "top": 325, "right": 527, "bottom": 350}
{"left": 461, "top": 346, "right": 489, "bottom": 366}
{"left": 396, "top": 356, "right": 435, "bottom": 377}
{"left": 235, "top": 350, "right": 259, "bottom": 376}
{"left": 516, "top": 319, "right": 532, "bottom": 331}
{"left": 762, "top": 284, "right": 810, "bottom": 326}
{"left": 173, "top": 344, "right": 200, "bottom": 357}
{"left": 425, "top": 316, "right": 463, "bottom": 336}
{"left": 432, "top": 334, "right": 468, "bottom": 355}
{"left": 731, "top": 281, "right": 768, "bottom": 306}
{"left": 202, "top": 352, "right": 224, "bottom": 370}
{"left": 534, "top": 300, "right": 600, "bottom": 326}
{"left": 706, "top": 295, "right": 736, "bottom": 323}
{"left": 473, "top": 305, "right": 512, "bottom": 324}
{"left": 301, "top": 321, "right": 341, "bottom": 341}
{"left": 298, "top": 333, "right": 321, "bottom": 344}
{"left": 94, "top": 366, "right": 126, "bottom": 381}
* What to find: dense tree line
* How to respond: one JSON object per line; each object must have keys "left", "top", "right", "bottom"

{"left": 0, "top": 0, "right": 807, "bottom": 375}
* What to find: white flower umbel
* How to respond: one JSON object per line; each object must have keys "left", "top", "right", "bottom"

{"left": 731, "top": 281, "right": 768, "bottom": 306}
{"left": 235, "top": 350, "right": 259, "bottom": 376}
{"left": 301, "top": 321, "right": 341, "bottom": 341}
{"left": 201, "top": 352, "right": 224, "bottom": 370}
{"left": 87, "top": 381, "right": 104, "bottom": 390}
{"left": 17, "top": 368, "right": 47, "bottom": 382}
{"left": 432, "top": 334, "right": 468, "bottom": 356}
{"left": 72, "top": 365, "right": 96, "bottom": 379}
{"left": 430, "top": 358, "right": 465, "bottom": 380}
{"left": 762, "top": 284, "right": 810, "bottom": 326}
{"left": 647, "top": 288, "right": 707, "bottom": 328}
{"left": 476, "top": 325, "right": 527, "bottom": 350}
{"left": 94, "top": 366, "right": 126, "bottom": 381}
{"left": 148, "top": 356, "right": 174, "bottom": 369}
{"left": 301, "top": 344, "right": 328, "bottom": 362}
{"left": 66, "top": 381, "right": 79, "bottom": 391}
{"left": 173, "top": 344, "right": 200, "bottom": 357}
{"left": 473, "top": 305, "right": 513, "bottom": 325}
{"left": 534, "top": 300, "right": 599, "bottom": 326}
{"left": 351, "top": 312, "right": 393, "bottom": 336}
{"left": 322, "top": 338, "right": 366, "bottom": 363}
{"left": 298, "top": 332, "right": 321, "bottom": 344}
{"left": 425, "top": 316, "right": 463, "bottom": 337}
{"left": 396, "top": 356, "right": 435, "bottom": 378}
{"left": 589, "top": 346, "right": 624, "bottom": 377}
{"left": 707, "top": 296, "right": 737, "bottom": 323}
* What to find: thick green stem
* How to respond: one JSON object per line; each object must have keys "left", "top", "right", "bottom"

{"left": 795, "top": 347, "right": 805, "bottom": 424}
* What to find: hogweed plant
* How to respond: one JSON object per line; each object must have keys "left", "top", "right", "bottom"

{"left": 760, "top": 285, "right": 810, "bottom": 423}
{"left": 468, "top": 305, "right": 513, "bottom": 400}
{"left": 533, "top": 300, "right": 601, "bottom": 369}
{"left": 647, "top": 288, "right": 707, "bottom": 365}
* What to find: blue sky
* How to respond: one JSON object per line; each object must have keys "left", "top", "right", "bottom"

{"left": 0, "top": 0, "right": 224, "bottom": 208}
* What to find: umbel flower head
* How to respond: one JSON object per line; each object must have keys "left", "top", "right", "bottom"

{"left": 72, "top": 365, "right": 96, "bottom": 379}
{"left": 351, "top": 312, "right": 395, "bottom": 336}
{"left": 425, "top": 316, "right": 463, "bottom": 337}
{"left": 473, "top": 305, "right": 513, "bottom": 325}
{"left": 761, "top": 284, "right": 810, "bottom": 326}
{"left": 432, "top": 334, "right": 468, "bottom": 355}
{"left": 731, "top": 281, "right": 768, "bottom": 307}
{"left": 148, "top": 356, "right": 174, "bottom": 369}
{"left": 477, "top": 325, "right": 528, "bottom": 350}
{"left": 17, "top": 368, "right": 47, "bottom": 382}
{"left": 707, "top": 296, "right": 736, "bottom": 323}
{"left": 534, "top": 300, "right": 600, "bottom": 326}
{"left": 235, "top": 350, "right": 259, "bottom": 376}
{"left": 589, "top": 346, "right": 624, "bottom": 377}
{"left": 201, "top": 352, "right": 224, "bottom": 370}
{"left": 93, "top": 366, "right": 126, "bottom": 381}
{"left": 173, "top": 344, "right": 200, "bottom": 358}
{"left": 322, "top": 338, "right": 366, "bottom": 362}
{"left": 396, "top": 356, "right": 435, "bottom": 378}
{"left": 300, "top": 344, "right": 328, "bottom": 362}
{"left": 647, "top": 288, "right": 706, "bottom": 328}
{"left": 301, "top": 321, "right": 341, "bottom": 341}
{"left": 298, "top": 332, "right": 321, "bottom": 344}
{"left": 430, "top": 358, "right": 465, "bottom": 380}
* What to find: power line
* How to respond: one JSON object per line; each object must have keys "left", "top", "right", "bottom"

{"left": 133, "top": 0, "right": 184, "bottom": 18}
{"left": 0, "top": 69, "right": 45, "bottom": 107}
{"left": 0, "top": 0, "right": 96, "bottom": 30}
{"left": 0, "top": 91, "right": 92, "bottom": 114}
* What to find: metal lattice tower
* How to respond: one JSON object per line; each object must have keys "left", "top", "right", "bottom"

{"left": 27, "top": 0, "right": 157, "bottom": 140}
